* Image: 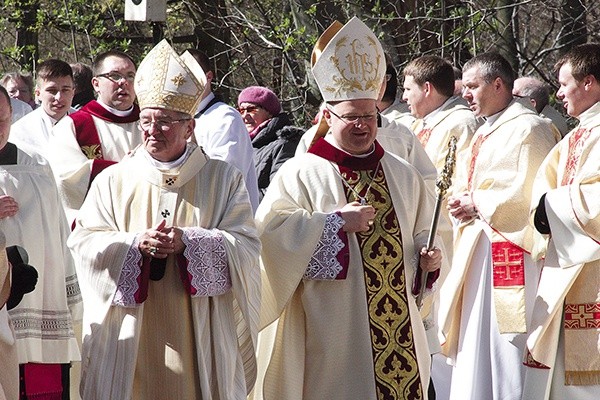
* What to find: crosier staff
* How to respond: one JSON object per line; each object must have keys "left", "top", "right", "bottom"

{"left": 415, "top": 135, "right": 457, "bottom": 309}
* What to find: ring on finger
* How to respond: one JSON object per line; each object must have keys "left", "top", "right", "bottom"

{"left": 149, "top": 246, "right": 157, "bottom": 256}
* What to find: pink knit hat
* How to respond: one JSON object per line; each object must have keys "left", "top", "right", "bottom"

{"left": 237, "top": 86, "right": 282, "bottom": 116}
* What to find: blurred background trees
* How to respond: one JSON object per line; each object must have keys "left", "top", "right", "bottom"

{"left": 0, "top": 0, "right": 593, "bottom": 125}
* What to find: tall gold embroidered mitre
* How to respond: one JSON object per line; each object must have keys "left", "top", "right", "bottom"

{"left": 135, "top": 40, "right": 207, "bottom": 116}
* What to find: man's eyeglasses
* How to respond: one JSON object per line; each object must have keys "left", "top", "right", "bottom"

{"left": 138, "top": 118, "right": 191, "bottom": 132}
{"left": 97, "top": 72, "right": 136, "bottom": 83}
{"left": 326, "top": 108, "right": 378, "bottom": 125}
{"left": 238, "top": 105, "right": 263, "bottom": 115}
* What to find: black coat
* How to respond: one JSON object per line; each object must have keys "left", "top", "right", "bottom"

{"left": 251, "top": 113, "right": 304, "bottom": 199}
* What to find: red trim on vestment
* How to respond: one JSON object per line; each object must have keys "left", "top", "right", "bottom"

{"left": 564, "top": 303, "right": 600, "bottom": 329}
{"left": 176, "top": 254, "right": 196, "bottom": 295}
{"left": 135, "top": 257, "right": 151, "bottom": 303}
{"left": 492, "top": 241, "right": 525, "bottom": 287}
{"left": 523, "top": 349, "right": 551, "bottom": 369}
{"left": 334, "top": 212, "right": 349, "bottom": 279}
{"left": 80, "top": 100, "right": 140, "bottom": 124}
{"left": 23, "top": 363, "right": 62, "bottom": 398}
{"left": 562, "top": 128, "right": 591, "bottom": 186}
{"left": 416, "top": 128, "right": 433, "bottom": 147}
{"left": 467, "top": 133, "right": 489, "bottom": 191}
{"left": 70, "top": 109, "right": 104, "bottom": 159}
{"left": 90, "top": 159, "right": 116, "bottom": 184}
{"left": 308, "top": 137, "right": 384, "bottom": 170}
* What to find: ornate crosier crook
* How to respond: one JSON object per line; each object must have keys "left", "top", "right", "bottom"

{"left": 415, "top": 135, "right": 458, "bottom": 309}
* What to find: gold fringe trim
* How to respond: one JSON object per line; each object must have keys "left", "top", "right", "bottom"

{"left": 565, "top": 370, "right": 600, "bottom": 386}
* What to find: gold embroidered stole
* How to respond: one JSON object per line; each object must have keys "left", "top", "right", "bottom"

{"left": 468, "top": 131, "right": 527, "bottom": 333}
{"left": 340, "top": 165, "right": 423, "bottom": 399}
{"left": 559, "top": 126, "right": 600, "bottom": 384}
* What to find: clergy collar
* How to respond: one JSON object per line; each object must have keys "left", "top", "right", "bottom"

{"left": 576, "top": 102, "right": 600, "bottom": 127}
{"left": 196, "top": 91, "right": 215, "bottom": 114}
{"left": 323, "top": 134, "right": 375, "bottom": 158}
{"left": 142, "top": 143, "right": 194, "bottom": 170}
{"left": 424, "top": 96, "right": 454, "bottom": 124}
{"left": 483, "top": 107, "right": 505, "bottom": 127}
{"left": 79, "top": 100, "right": 141, "bottom": 123}
{"left": 97, "top": 100, "right": 135, "bottom": 117}
{"left": 309, "top": 137, "right": 384, "bottom": 170}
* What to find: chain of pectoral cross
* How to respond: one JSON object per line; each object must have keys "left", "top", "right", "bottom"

{"left": 330, "top": 161, "right": 381, "bottom": 205}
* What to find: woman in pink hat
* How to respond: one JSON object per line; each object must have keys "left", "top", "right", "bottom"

{"left": 237, "top": 86, "right": 303, "bottom": 200}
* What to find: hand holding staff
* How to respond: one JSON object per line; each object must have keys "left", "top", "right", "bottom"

{"left": 415, "top": 135, "right": 458, "bottom": 309}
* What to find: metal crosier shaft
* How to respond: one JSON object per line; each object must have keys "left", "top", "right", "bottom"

{"left": 416, "top": 135, "right": 458, "bottom": 309}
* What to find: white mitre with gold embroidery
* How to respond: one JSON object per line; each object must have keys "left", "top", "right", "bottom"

{"left": 135, "top": 39, "right": 207, "bottom": 116}
{"left": 311, "top": 16, "right": 385, "bottom": 102}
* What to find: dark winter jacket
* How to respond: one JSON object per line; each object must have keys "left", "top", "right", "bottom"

{"left": 252, "top": 113, "right": 304, "bottom": 199}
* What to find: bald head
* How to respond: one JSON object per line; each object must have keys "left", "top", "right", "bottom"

{"left": 513, "top": 76, "right": 549, "bottom": 113}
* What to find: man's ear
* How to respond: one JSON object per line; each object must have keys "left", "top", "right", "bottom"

{"left": 583, "top": 74, "right": 596, "bottom": 91}
{"left": 185, "top": 118, "right": 196, "bottom": 139}
{"left": 205, "top": 70, "right": 214, "bottom": 84}
{"left": 91, "top": 77, "right": 102, "bottom": 93}
{"left": 322, "top": 108, "right": 333, "bottom": 127}
{"left": 423, "top": 81, "right": 430, "bottom": 93}
{"left": 493, "top": 76, "right": 504, "bottom": 91}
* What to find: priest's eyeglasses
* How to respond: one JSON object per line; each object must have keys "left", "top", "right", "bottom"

{"left": 326, "top": 108, "right": 378, "bottom": 125}
{"left": 96, "top": 72, "right": 136, "bottom": 83}
{"left": 139, "top": 118, "right": 191, "bottom": 132}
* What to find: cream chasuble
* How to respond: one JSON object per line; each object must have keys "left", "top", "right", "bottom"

{"left": 438, "top": 100, "right": 558, "bottom": 399}
{"left": 68, "top": 144, "right": 261, "bottom": 400}
{"left": 254, "top": 139, "right": 439, "bottom": 400}
{"left": 524, "top": 102, "right": 600, "bottom": 399}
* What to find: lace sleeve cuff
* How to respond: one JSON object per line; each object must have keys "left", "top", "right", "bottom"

{"left": 304, "top": 212, "right": 348, "bottom": 280}
{"left": 182, "top": 227, "right": 232, "bottom": 297}
{"left": 113, "top": 234, "right": 146, "bottom": 307}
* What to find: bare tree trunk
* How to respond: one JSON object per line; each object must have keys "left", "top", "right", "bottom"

{"left": 14, "top": 0, "right": 39, "bottom": 71}
{"left": 494, "top": 0, "right": 518, "bottom": 71}
{"left": 188, "top": 0, "right": 234, "bottom": 102}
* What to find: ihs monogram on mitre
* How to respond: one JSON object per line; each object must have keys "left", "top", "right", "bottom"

{"left": 327, "top": 35, "right": 383, "bottom": 97}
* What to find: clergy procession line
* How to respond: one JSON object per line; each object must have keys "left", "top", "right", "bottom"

{"left": 0, "top": 15, "right": 598, "bottom": 400}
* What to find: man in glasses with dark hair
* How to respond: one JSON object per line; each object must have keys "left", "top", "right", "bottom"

{"left": 48, "top": 50, "right": 143, "bottom": 224}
